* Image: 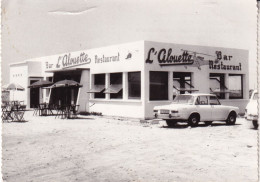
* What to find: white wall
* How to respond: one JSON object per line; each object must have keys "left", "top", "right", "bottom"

{"left": 77, "top": 69, "right": 90, "bottom": 112}
{"left": 9, "top": 64, "right": 28, "bottom": 104}
{"left": 89, "top": 100, "right": 143, "bottom": 118}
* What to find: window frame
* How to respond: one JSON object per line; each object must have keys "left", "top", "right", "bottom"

{"left": 108, "top": 72, "right": 123, "bottom": 99}
{"left": 209, "top": 73, "right": 227, "bottom": 99}
{"left": 149, "top": 71, "right": 169, "bottom": 101}
{"left": 128, "top": 72, "right": 141, "bottom": 100}
{"left": 228, "top": 74, "right": 243, "bottom": 99}
{"left": 93, "top": 74, "right": 106, "bottom": 99}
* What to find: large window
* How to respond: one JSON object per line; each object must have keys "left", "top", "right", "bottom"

{"left": 128, "top": 72, "right": 141, "bottom": 99}
{"left": 229, "top": 74, "right": 243, "bottom": 99}
{"left": 150, "top": 71, "right": 168, "bottom": 101}
{"left": 104, "top": 73, "right": 123, "bottom": 99}
{"left": 209, "top": 73, "right": 226, "bottom": 99}
{"left": 173, "top": 72, "right": 197, "bottom": 99}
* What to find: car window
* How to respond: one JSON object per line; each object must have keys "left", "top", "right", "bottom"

{"left": 195, "top": 96, "right": 208, "bottom": 105}
{"left": 172, "top": 95, "right": 195, "bottom": 104}
{"left": 209, "top": 96, "right": 221, "bottom": 105}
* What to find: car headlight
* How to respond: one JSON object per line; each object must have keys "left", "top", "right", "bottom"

{"left": 171, "top": 110, "right": 178, "bottom": 113}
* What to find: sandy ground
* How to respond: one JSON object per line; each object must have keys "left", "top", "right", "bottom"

{"left": 2, "top": 111, "right": 258, "bottom": 182}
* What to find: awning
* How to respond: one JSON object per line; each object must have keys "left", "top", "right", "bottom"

{"left": 210, "top": 88, "right": 231, "bottom": 93}
{"left": 104, "top": 84, "right": 122, "bottom": 94}
{"left": 173, "top": 85, "right": 199, "bottom": 92}
{"left": 173, "top": 79, "right": 198, "bottom": 92}
{"left": 87, "top": 85, "right": 105, "bottom": 93}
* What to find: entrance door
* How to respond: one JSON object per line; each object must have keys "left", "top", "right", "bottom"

{"left": 30, "top": 80, "right": 40, "bottom": 108}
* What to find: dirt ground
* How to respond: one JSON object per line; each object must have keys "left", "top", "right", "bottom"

{"left": 2, "top": 111, "right": 258, "bottom": 182}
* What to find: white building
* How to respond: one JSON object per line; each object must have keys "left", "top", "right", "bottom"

{"left": 9, "top": 41, "right": 249, "bottom": 119}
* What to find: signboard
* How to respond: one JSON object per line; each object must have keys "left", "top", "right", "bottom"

{"left": 145, "top": 47, "right": 243, "bottom": 71}
{"left": 146, "top": 48, "right": 194, "bottom": 66}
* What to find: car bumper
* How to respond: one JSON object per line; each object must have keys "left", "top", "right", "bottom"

{"left": 246, "top": 114, "right": 258, "bottom": 121}
{"left": 154, "top": 113, "right": 186, "bottom": 120}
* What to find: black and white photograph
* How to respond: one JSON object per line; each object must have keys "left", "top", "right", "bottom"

{"left": 1, "top": 0, "right": 259, "bottom": 181}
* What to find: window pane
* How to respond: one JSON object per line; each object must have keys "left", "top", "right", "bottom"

{"left": 94, "top": 74, "right": 105, "bottom": 99}
{"left": 128, "top": 72, "right": 141, "bottom": 99}
{"left": 229, "top": 75, "right": 243, "bottom": 99}
{"left": 94, "top": 74, "right": 105, "bottom": 85}
{"left": 150, "top": 71, "right": 168, "bottom": 100}
{"left": 209, "top": 73, "right": 225, "bottom": 99}
{"left": 173, "top": 72, "right": 192, "bottom": 95}
{"left": 110, "top": 73, "right": 122, "bottom": 99}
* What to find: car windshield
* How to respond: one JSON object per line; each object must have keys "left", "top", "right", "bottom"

{"left": 253, "top": 93, "right": 258, "bottom": 100}
{"left": 172, "top": 95, "right": 195, "bottom": 104}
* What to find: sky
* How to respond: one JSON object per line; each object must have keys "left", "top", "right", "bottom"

{"left": 1, "top": 0, "right": 258, "bottom": 88}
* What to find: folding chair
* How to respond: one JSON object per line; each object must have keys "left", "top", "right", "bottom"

{"left": 33, "top": 105, "right": 40, "bottom": 116}
{"left": 69, "top": 105, "right": 79, "bottom": 119}
{"left": 55, "top": 105, "right": 67, "bottom": 119}
{"left": 2, "top": 105, "right": 13, "bottom": 122}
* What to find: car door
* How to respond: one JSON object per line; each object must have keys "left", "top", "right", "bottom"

{"left": 195, "top": 96, "right": 211, "bottom": 121}
{"left": 209, "top": 96, "right": 226, "bottom": 120}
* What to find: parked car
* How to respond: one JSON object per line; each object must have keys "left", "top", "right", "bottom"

{"left": 153, "top": 93, "right": 239, "bottom": 127}
{"left": 245, "top": 90, "right": 258, "bottom": 129}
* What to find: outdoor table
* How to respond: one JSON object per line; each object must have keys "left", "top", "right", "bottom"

{"left": 2, "top": 104, "right": 27, "bottom": 122}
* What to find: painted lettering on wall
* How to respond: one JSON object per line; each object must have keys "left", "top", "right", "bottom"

{"left": 45, "top": 52, "right": 91, "bottom": 70}
{"left": 58, "top": 52, "right": 91, "bottom": 68}
{"left": 95, "top": 53, "right": 120, "bottom": 64}
{"left": 146, "top": 48, "right": 193, "bottom": 66}
{"left": 209, "top": 51, "right": 242, "bottom": 71}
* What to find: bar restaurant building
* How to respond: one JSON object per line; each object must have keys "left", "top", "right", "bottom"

{"left": 9, "top": 41, "right": 249, "bottom": 119}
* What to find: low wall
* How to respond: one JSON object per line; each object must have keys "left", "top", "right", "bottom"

{"left": 89, "top": 100, "right": 144, "bottom": 118}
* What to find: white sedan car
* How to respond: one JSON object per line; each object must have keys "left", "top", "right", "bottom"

{"left": 153, "top": 93, "right": 239, "bottom": 127}
{"left": 245, "top": 90, "right": 258, "bottom": 129}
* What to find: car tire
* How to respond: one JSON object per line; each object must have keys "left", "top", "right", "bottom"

{"left": 253, "top": 120, "right": 258, "bottom": 129}
{"left": 188, "top": 114, "right": 199, "bottom": 127}
{"left": 226, "top": 112, "right": 236, "bottom": 125}
{"left": 205, "top": 121, "right": 213, "bottom": 126}
{"left": 166, "top": 120, "right": 177, "bottom": 127}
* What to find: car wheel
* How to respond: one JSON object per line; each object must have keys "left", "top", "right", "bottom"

{"left": 253, "top": 120, "right": 258, "bottom": 129}
{"left": 166, "top": 120, "right": 177, "bottom": 127}
{"left": 188, "top": 114, "right": 199, "bottom": 127}
{"left": 226, "top": 112, "right": 236, "bottom": 125}
{"left": 205, "top": 121, "right": 213, "bottom": 126}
